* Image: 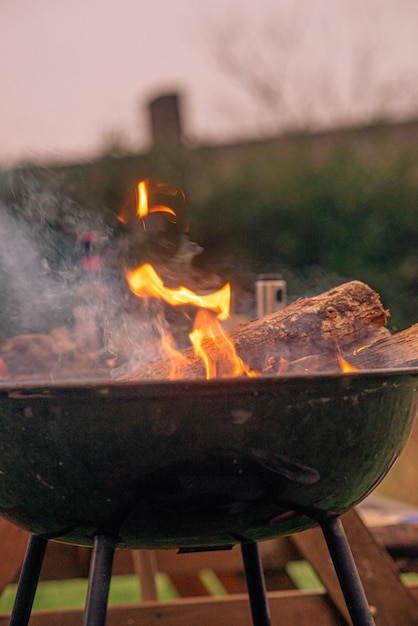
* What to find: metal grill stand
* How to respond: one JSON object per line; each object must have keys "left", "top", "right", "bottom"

{"left": 8, "top": 535, "right": 47, "bottom": 626}
{"left": 241, "top": 542, "right": 271, "bottom": 626}
{"left": 320, "top": 516, "right": 376, "bottom": 626}
{"left": 8, "top": 517, "right": 377, "bottom": 626}
{"left": 83, "top": 534, "right": 116, "bottom": 626}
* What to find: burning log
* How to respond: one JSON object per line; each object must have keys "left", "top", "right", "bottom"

{"left": 285, "top": 324, "right": 418, "bottom": 373}
{"left": 124, "top": 280, "right": 390, "bottom": 381}
{"left": 343, "top": 324, "right": 418, "bottom": 370}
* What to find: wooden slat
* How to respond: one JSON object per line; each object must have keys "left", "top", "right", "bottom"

{"left": 36, "top": 522, "right": 418, "bottom": 580}
{"left": 0, "top": 590, "right": 346, "bottom": 626}
{"left": 3, "top": 583, "right": 418, "bottom": 625}
{"left": 168, "top": 573, "right": 210, "bottom": 597}
{"left": 370, "top": 522, "right": 418, "bottom": 560}
{"left": 0, "top": 519, "right": 29, "bottom": 594}
{"left": 154, "top": 547, "right": 243, "bottom": 575}
{"left": 292, "top": 509, "right": 418, "bottom": 626}
{"left": 39, "top": 545, "right": 90, "bottom": 581}
{"left": 131, "top": 550, "right": 158, "bottom": 601}
{"left": 2, "top": 587, "right": 418, "bottom": 626}
{"left": 215, "top": 571, "right": 247, "bottom": 594}
{"left": 152, "top": 540, "right": 291, "bottom": 576}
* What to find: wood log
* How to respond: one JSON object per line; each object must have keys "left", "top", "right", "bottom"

{"left": 0, "top": 327, "right": 97, "bottom": 378}
{"left": 346, "top": 323, "right": 418, "bottom": 370}
{"left": 287, "top": 324, "right": 418, "bottom": 373}
{"left": 124, "top": 280, "right": 389, "bottom": 381}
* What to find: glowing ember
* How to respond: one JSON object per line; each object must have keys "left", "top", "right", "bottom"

{"left": 127, "top": 263, "right": 231, "bottom": 321}
{"left": 353, "top": 345, "right": 368, "bottom": 355}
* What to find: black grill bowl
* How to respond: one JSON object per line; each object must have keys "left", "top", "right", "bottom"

{"left": 0, "top": 369, "right": 417, "bottom": 549}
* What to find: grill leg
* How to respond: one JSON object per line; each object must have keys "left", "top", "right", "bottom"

{"left": 83, "top": 533, "right": 116, "bottom": 626}
{"left": 9, "top": 534, "right": 48, "bottom": 626}
{"left": 241, "top": 542, "right": 271, "bottom": 626}
{"left": 320, "top": 516, "right": 376, "bottom": 626}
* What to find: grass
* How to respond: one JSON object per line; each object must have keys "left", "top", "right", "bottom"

{"left": 285, "top": 561, "right": 324, "bottom": 590}
{"left": 1, "top": 564, "right": 417, "bottom": 613}
{"left": 0, "top": 572, "right": 179, "bottom": 613}
{"left": 286, "top": 561, "right": 418, "bottom": 591}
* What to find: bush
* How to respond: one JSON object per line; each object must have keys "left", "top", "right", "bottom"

{"left": 188, "top": 142, "right": 418, "bottom": 330}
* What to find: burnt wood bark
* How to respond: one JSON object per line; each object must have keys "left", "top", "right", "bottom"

{"left": 288, "top": 324, "right": 418, "bottom": 373}
{"left": 347, "top": 324, "right": 418, "bottom": 370}
{"left": 124, "top": 280, "right": 390, "bottom": 381}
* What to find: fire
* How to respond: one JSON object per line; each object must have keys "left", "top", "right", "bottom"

{"left": 338, "top": 357, "right": 358, "bottom": 372}
{"left": 136, "top": 180, "right": 177, "bottom": 226}
{"left": 161, "top": 334, "right": 191, "bottom": 379}
{"left": 126, "top": 263, "right": 254, "bottom": 378}
{"left": 189, "top": 310, "right": 257, "bottom": 379}
{"left": 127, "top": 264, "right": 231, "bottom": 321}
{"left": 124, "top": 178, "right": 252, "bottom": 379}
{"left": 336, "top": 343, "right": 358, "bottom": 372}
{"left": 125, "top": 178, "right": 359, "bottom": 380}
{"left": 118, "top": 179, "right": 178, "bottom": 226}
{"left": 124, "top": 178, "right": 254, "bottom": 379}
{"left": 136, "top": 180, "right": 148, "bottom": 218}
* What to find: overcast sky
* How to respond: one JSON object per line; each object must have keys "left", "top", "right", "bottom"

{"left": 1, "top": 0, "right": 418, "bottom": 167}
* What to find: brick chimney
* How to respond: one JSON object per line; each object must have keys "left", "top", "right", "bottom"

{"left": 148, "top": 92, "right": 183, "bottom": 148}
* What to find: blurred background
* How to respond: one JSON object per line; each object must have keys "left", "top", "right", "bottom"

{"left": 1, "top": 0, "right": 418, "bottom": 334}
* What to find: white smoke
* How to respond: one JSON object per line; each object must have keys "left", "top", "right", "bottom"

{"left": 0, "top": 169, "right": 212, "bottom": 379}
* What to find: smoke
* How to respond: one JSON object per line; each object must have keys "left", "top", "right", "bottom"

{"left": 0, "top": 170, "right": 220, "bottom": 379}
{"left": 0, "top": 172, "right": 82, "bottom": 340}
{"left": 0, "top": 171, "right": 108, "bottom": 370}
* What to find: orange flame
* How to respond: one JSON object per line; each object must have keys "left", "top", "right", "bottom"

{"left": 338, "top": 357, "right": 358, "bottom": 372}
{"left": 189, "top": 310, "right": 257, "bottom": 379}
{"left": 125, "top": 179, "right": 360, "bottom": 381}
{"left": 336, "top": 343, "right": 358, "bottom": 372}
{"left": 118, "top": 179, "right": 178, "bottom": 226}
{"left": 161, "top": 334, "right": 191, "bottom": 379}
{"left": 125, "top": 179, "right": 254, "bottom": 380}
{"left": 127, "top": 264, "right": 231, "bottom": 321}
{"left": 126, "top": 264, "right": 256, "bottom": 379}
{"left": 136, "top": 180, "right": 149, "bottom": 218}
{"left": 136, "top": 180, "right": 177, "bottom": 227}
